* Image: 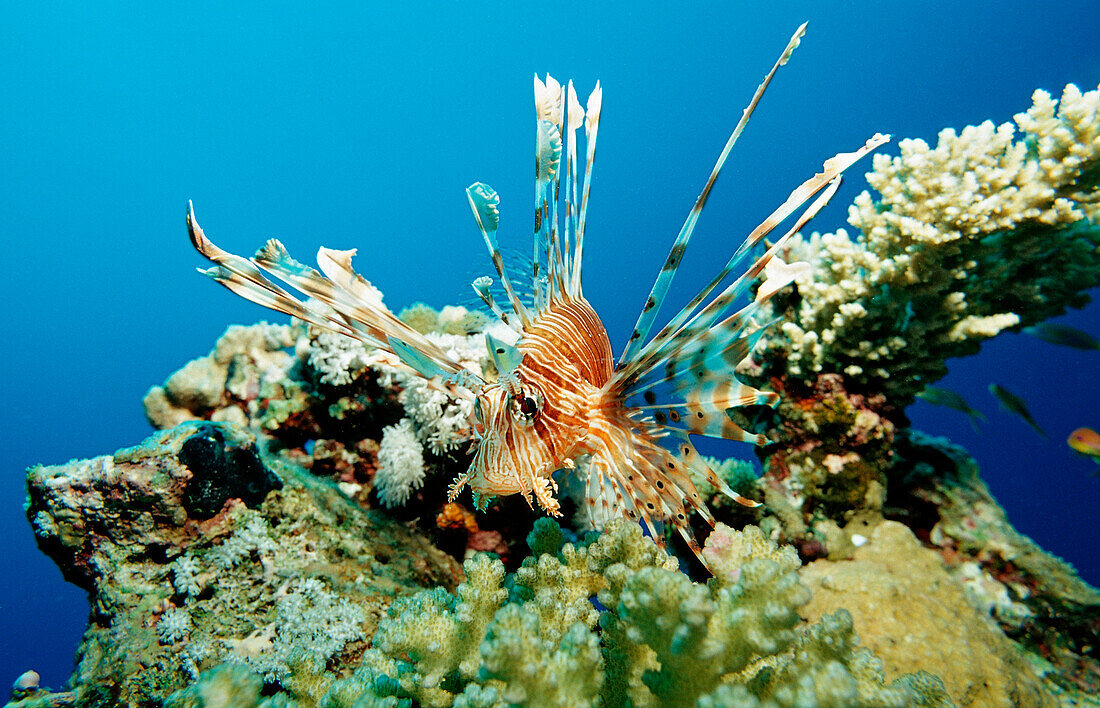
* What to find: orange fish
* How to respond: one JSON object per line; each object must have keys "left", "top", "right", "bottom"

{"left": 1068, "top": 427, "right": 1100, "bottom": 463}
{"left": 185, "top": 25, "right": 886, "bottom": 566}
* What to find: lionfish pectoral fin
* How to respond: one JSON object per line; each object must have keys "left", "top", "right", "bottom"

{"left": 389, "top": 336, "right": 449, "bottom": 378}
{"left": 188, "top": 202, "right": 482, "bottom": 392}
{"left": 619, "top": 24, "right": 809, "bottom": 365}
{"left": 186, "top": 202, "right": 367, "bottom": 339}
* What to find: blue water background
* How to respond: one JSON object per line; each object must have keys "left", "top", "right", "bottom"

{"left": 3, "top": 1, "right": 1098, "bottom": 688}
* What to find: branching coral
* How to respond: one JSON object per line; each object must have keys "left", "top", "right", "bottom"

{"left": 352, "top": 519, "right": 950, "bottom": 707}
{"left": 765, "top": 83, "right": 1100, "bottom": 403}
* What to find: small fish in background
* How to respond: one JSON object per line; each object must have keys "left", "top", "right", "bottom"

{"left": 1067, "top": 428, "right": 1100, "bottom": 469}
{"left": 915, "top": 385, "right": 986, "bottom": 431}
{"left": 1022, "top": 323, "right": 1100, "bottom": 351}
{"left": 989, "top": 383, "right": 1048, "bottom": 438}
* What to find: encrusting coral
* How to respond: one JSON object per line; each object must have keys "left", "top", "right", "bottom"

{"left": 761, "top": 83, "right": 1100, "bottom": 403}
{"left": 799, "top": 520, "right": 1053, "bottom": 706}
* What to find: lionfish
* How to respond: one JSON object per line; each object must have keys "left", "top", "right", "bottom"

{"left": 186, "top": 24, "right": 887, "bottom": 565}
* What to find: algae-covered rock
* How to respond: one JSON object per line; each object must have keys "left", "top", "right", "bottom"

{"left": 799, "top": 520, "right": 1050, "bottom": 707}
{"left": 888, "top": 430, "right": 1100, "bottom": 699}
{"left": 22, "top": 422, "right": 461, "bottom": 707}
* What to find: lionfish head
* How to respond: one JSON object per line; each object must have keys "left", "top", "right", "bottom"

{"left": 465, "top": 379, "right": 562, "bottom": 515}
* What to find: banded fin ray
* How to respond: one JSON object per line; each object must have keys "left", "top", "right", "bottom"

{"left": 613, "top": 134, "right": 885, "bottom": 393}
{"left": 618, "top": 23, "right": 808, "bottom": 366}
{"left": 187, "top": 202, "right": 478, "bottom": 387}
{"left": 606, "top": 180, "right": 835, "bottom": 442}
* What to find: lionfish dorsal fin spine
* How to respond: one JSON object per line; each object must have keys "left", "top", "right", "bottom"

{"left": 570, "top": 81, "right": 602, "bottom": 299}
{"left": 562, "top": 80, "right": 583, "bottom": 294}
{"left": 618, "top": 23, "right": 809, "bottom": 367}
{"left": 532, "top": 75, "right": 598, "bottom": 305}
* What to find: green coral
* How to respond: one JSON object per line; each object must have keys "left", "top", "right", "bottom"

{"left": 354, "top": 520, "right": 951, "bottom": 707}
{"left": 398, "top": 303, "right": 440, "bottom": 334}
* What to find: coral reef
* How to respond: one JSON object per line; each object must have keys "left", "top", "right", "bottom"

{"left": 14, "top": 313, "right": 1100, "bottom": 707}
{"left": 14, "top": 83, "right": 1100, "bottom": 708}
{"left": 886, "top": 430, "right": 1100, "bottom": 698}
{"left": 761, "top": 83, "right": 1100, "bottom": 404}
{"left": 355, "top": 520, "right": 953, "bottom": 707}
{"left": 134, "top": 521, "right": 950, "bottom": 708}
{"left": 20, "top": 422, "right": 461, "bottom": 706}
{"left": 763, "top": 373, "right": 896, "bottom": 519}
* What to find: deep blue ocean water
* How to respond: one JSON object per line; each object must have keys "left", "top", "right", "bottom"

{"left": 3, "top": 1, "right": 1098, "bottom": 689}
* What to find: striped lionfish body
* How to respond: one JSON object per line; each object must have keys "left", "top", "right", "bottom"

{"left": 186, "top": 24, "right": 887, "bottom": 567}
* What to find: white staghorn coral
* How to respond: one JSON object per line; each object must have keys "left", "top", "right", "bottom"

{"left": 765, "top": 83, "right": 1100, "bottom": 402}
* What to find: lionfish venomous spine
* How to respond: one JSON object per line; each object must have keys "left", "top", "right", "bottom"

{"left": 186, "top": 24, "right": 887, "bottom": 567}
